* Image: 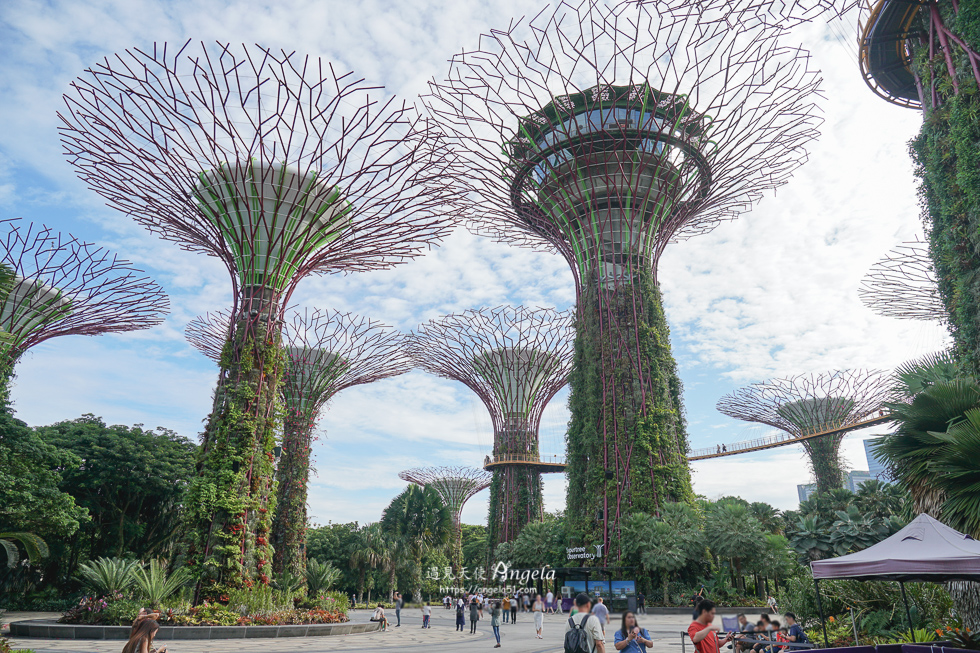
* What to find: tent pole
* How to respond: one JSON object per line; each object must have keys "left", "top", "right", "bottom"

{"left": 899, "top": 581, "right": 915, "bottom": 642}
{"left": 813, "top": 577, "right": 830, "bottom": 648}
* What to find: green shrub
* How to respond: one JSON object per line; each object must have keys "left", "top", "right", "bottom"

{"left": 305, "top": 560, "right": 341, "bottom": 595}
{"left": 101, "top": 599, "right": 143, "bottom": 626}
{"left": 225, "top": 584, "right": 292, "bottom": 615}
{"left": 76, "top": 557, "right": 139, "bottom": 595}
{"left": 132, "top": 559, "right": 190, "bottom": 608}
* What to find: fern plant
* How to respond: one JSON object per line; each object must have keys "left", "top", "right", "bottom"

{"left": 77, "top": 557, "right": 139, "bottom": 595}
{"left": 0, "top": 532, "right": 49, "bottom": 568}
{"left": 132, "top": 559, "right": 190, "bottom": 607}
{"left": 305, "top": 559, "right": 341, "bottom": 595}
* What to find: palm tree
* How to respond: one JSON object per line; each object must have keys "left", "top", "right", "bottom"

{"left": 705, "top": 503, "right": 764, "bottom": 591}
{"left": 381, "top": 485, "right": 452, "bottom": 576}
{"left": 349, "top": 524, "right": 386, "bottom": 603}
{"left": 748, "top": 502, "right": 783, "bottom": 534}
{"left": 0, "top": 532, "right": 48, "bottom": 568}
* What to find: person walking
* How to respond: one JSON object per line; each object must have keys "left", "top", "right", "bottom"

{"left": 422, "top": 602, "right": 431, "bottom": 628}
{"left": 592, "top": 597, "right": 610, "bottom": 637}
{"left": 491, "top": 600, "right": 503, "bottom": 648}
{"left": 614, "top": 611, "right": 653, "bottom": 652}
{"left": 546, "top": 589, "right": 556, "bottom": 614}
{"left": 511, "top": 592, "right": 519, "bottom": 623}
{"left": 455, "top": 600, "right": 466, "bottom": 632}
{"left": 523, "top": 593, "right": 531, "bottom": 613}
{"left": 564, "top": 593, "right": 605, "bottom": 653}
{"left": 394, "top": 592, "right": 403, "bottom": 627}
{"left": 502, "top": 595, "right": 511, "bottom": 623}
{"left": 469, "top": 597, "right": 480, "bottom": 634}
{"left": 637, "top": 592, "right": 646, "bottom": 615}
{"left": 532, "top": 593, "right": 545, "bottom": 639}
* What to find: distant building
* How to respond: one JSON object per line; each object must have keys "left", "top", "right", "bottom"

{"left": 863, "top": 436, "right": 893, "bottom": 482}
{"left": 798, "top": 484, "right": 817, "bottom": 503}
{"left": 847, "top": 470, "right": 874, "bottom": 492}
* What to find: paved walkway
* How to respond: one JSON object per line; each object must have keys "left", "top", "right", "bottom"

{"left": 4, "top": 607, "right": 772, "bottom": 652}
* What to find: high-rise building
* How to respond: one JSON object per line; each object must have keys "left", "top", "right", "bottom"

{"left": 847, "top": 470, "right": 874, "bottom": 492}
{"left": 863, "top": 437, "right": 892, "bottom": 482}
{"left": 797, "top": 484, "right": 817, "bottom": 503}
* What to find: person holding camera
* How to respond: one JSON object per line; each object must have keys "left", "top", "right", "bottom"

{"left": 614, "top": 611, "right": 652, "bottom": 652}
{"left": 688, "top": 600, "right": 734, "bottom": 653}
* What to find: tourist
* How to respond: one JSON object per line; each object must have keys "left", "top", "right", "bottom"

{"left": 469, "top": 596, "right": 480, "bottom": 634}
{"left": 502, "top": 594, "right": 511, "bottom": 623}
{"left": 751, "top": 617, "right": 772, "bottom": 653}
{"left": 767, "top": 595, "right": 778, "bottom": 614}
{"left": 533, "top": 593, "right": 545, "bottom": 639}
{"left": 564, "top": 592, "right": 605, "bottom": 653}
{"left": 734, "top": 614, "right": 756, "bottom": 653}
{"left": 637, "top": 592, "right": 646, "bottom": 615}
{"left": 510, "top": 592, "right": 519, "bottom": 623}
{"left": 770, "top": 620, "right": 786, "bottom": 652}
{"left": 370, "top": 604, "right": 388, "bottom": 631}
{"left": 688, "top": 600, "right": 734, "bottom": 653}
{"left": 784, "top": 613, "right": 809, "bottom": 646}
{"left": 546, "top": 589, "right": 556, "bottom": 614}
{"left": 491, "top": 600, "right": 502, "bottom": 648}
{"left": 394, "top": 592, "right": 403, "bottom": 627}
{"left": 592, "top": 596, "right": 610, "bottom": 636}
{"left": 444, "top": 595, "right": 451, "bottom": 610}
{"left": 122, "top": 617, "right": 165, "bottom": 653}
{"left": 614, "top": 611, "right": 652, "bottom": 652}
{"left": 523, "top": 592, "right": 531, "bottom": 613}
{"left": 456, "top": 600, "right": 466, "bottom": 632}
{"left": 421, "top": 601, "right": 431, "bottom": 628}
{"left": 130, "top": 608, "right": 160, "bottom": 638}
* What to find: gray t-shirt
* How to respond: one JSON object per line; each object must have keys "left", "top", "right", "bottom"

{"left": 396, "top": 598, "right": 404, "bottom": 610}
{"left": 566, "top": 613, "right": 605, "bottom": 653}
{"left": 592, "top": 602, "right": 609, "bottom": 626}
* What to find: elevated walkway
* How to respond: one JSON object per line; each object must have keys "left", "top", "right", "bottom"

{"left": 859, "top": 0, "right": 926, "bottom": 108}
{"left": 688, "top": 414, "right": 892, "bottom": 461}
{"left": 483, "top": 453, "right": 566, "bottom": 472}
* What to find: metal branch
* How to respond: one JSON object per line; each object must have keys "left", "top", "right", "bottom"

{"left": 859, "top": 239, "right": 946, "bottom": 321}
{"left": 399, "top": 466, "right": 492, "bottom": 526}
{"left": 407, "top": 306, "right": 575, "bottom": 443}
{"left": 60, "top": 41, "right": 464, "bottom": 316}
{"left": 716, "top": 369, "right": 892, "bottom": 437}
{"left": 186, "top": 307, "right": 412, "bottom": 415}
{"left": 0, "top": 219, "right": 169, "bottom": 364}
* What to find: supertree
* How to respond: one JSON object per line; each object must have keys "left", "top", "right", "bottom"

{"left": 60, "top": 41, "right": 460, "bottom": 589}
{"left": 424, "top": 0, "right": 822, "bottom": 556}
{"left": 398, "top": 466, "right": 492, "bottom": 574}
{"left": 408, "top": 306, "right": 574, "bottom": 548}
{"left": 0, "top": 219, "right": 168, "bottom": 408}
{"left": 717, "top": 370, "right": 891, "bottom": 495}
{"left": 186, "top": 307, "right": 411, "bottom": 580}
{"left": 859, "top": 240, "right": 946, "bottom": 321}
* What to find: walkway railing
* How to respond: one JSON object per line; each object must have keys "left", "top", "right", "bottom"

{"left": 688, "top": 414, "right": 892, "bottom": 461}
{"left": 483, "top": 453, "right": 567, "bottom": 468}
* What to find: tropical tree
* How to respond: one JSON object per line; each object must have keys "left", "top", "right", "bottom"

{"left": 704, "top": 503, "right": 764, "bottom": 591}
{"left": 786, "top": 515, "right": 833, "bottom": 563}
{"left": 77, "top": 556, "right": 139, "bottom": 595}
{"left": 748, "top": 502, "right": 783, "bottom": 534}
{"left": 349, "top": 523, "right": 386, "bottom": 603}
{"left": 638, "top": 521, "right": 687, "bottom": 605}
{"left": 0, "top": 532, "right": 48, "bottom": 568}
{"left": 854, "top": 480, "right": 906, "bottom": 520}
{"left": 380, "top": 485, "right": 452, "bottom": 584}
{"left": 753, "top": 534, "right": 796, "bottom": 594}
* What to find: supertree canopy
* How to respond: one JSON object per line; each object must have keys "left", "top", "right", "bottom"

{"left": 425, "top": 0, "right": 822, "bottom": 557}
{"left": 186, "top": 307, "right": 411, "bottom": 580}
{"left": 859, "top": 240, "right": 946, "bottom": 322}
{"left": 398, "top": 466, "right": 492, "bottom": 573}
{"left": 0, "top": 220, "right": 168, "bottom": 408}
{"left": 60, "top": 41, "right": 460, "bottom": 590}
{"left": 717, "top": 370, "right": 891, "bottom": 495}
{"left": 408, "top": 306, "right": 574, "bottom": 548}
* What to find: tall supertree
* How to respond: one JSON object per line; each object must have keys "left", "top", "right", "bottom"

{"left": 398, "top": 466, "right": 492, "bottom": 574}
{"left": 717, "top": 370, "right": 891, "bottom": 495}
{"left": 0, "top": 220, "right": 168, "bottom": 408}
{"left": 60, "top": 42, "right": 460, "bottom": 590}
{"left": 425, "top": 0, "right": 822, "bottom": 556}
{"left": 859, "top": 240, "right": 946, "bottom": 321}
{"left": 187, "top": 307, "right": 411, "bottom": 580}
{"left": 408, "top": 306, "right": 574, "bottom": 548}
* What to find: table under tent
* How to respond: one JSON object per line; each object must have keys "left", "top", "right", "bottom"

{"left": 809, "top": 514, "right": 980, "bottom": 646}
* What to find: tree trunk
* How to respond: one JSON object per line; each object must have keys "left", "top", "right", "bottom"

{"left": 663, "top": 571, "right": 670, "bottom": 606}
{"left": 271, "top": 411, "right": 314, "bottom": 580}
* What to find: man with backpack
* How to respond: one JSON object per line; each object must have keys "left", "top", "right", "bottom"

{"left": 564, "top": 593, "right": 606, "bottom": 653}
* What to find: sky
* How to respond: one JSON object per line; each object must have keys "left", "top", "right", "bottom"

{"left": 0, "top": 0, "right": 949, "bottom": 528}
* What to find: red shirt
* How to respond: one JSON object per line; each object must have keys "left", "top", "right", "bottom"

{"left": 689, "top": 621, "right": 719, "bottom": 653}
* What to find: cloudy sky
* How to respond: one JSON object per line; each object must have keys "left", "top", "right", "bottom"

{"left": 0, "top": 0, "right": 948, "bottom": 528}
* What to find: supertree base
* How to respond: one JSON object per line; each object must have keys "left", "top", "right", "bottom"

{"left": 566, "top": 272, "right": 693, "bottom": 559}
{"left": 487, "top": 465, "right": 544, "bottom": 549}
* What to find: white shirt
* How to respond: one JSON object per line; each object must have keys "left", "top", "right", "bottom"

{"left": 565, "top": 612, "right": 604, "bottom": 653}
{"left": 423, "top": 605, "right": 431, "bottom": 615}
{"left": 546, "top": 591, "right": 554, "bottom": 603}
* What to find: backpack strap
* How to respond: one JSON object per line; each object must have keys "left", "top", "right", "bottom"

{"left": 578, "top": 614, "right": 591, "bottom": 630}
{"left": 568, "top": 617, "right": 576, "bottom": 629}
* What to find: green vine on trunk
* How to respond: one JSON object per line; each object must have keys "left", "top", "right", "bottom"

{"left": 270, "top": 407, "right": 317, "bottom": 580}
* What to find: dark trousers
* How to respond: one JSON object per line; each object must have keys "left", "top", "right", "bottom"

{"left": 470, "top": 619, "right": 478, "bottom": 633}
{"left": 511, "top": 607, "right": 517, "bottom": 622}
{"left": 395, "top": 609, "right": 401, "bottom": 626}
{"left": 457, "top": 622, "right": 464, "bottom": 631}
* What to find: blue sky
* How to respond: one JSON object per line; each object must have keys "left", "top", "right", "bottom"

{"left": 0, "top": 0, "right": 949, "bottom": 527}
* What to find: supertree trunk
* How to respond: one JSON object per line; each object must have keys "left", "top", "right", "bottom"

{"left": 487, "top": 465, "right": 544, "bottom": 547}
{"left": 567, "top": 272, "right": 692, "bottom": 556}
{"left": 802, "top": 435, "right": 846, "bottom": 495}
{"left": 184, "top": 289, "right": 284, "bottom": 592}
{"left": 271, "top": 408, "right": 316, "bottom": 579}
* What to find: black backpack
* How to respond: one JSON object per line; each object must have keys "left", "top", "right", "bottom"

{"left": 564, "top": 614, "right": 593, "bottom": 653}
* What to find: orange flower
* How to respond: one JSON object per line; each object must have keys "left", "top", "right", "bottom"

{"left": 936, "top": 630, "right": 943, "bottom": 637}
{"left": 829, "top": 616, "right": 835, "bottom": 623}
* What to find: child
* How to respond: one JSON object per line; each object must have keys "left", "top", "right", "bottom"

{"left": 422, "top": 602, "right": 431, "bottom": 628}
{"left": 771, "top": 620, "right": 787, "bottom": 653}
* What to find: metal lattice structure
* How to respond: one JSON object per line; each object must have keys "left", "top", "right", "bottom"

{"left": 186, "top": 306, "right": 411, "bottom": 578}
{"left": 59, "top": 40, "right": 461, "bottom": 588}
{"left": 859, "top": 240, "right": 946, "bottom": 321}
{"left": 0, "top": 220, "right": 169, "bottom": 403}
{"left": 408, "top": 306, "right": 574, "bottom": 545}
{"left": 399, "top": 466, "right": 492, "bottom": 572}
{"left": 425, "top": 0, "right": 822, "bottom": 555}
{"left": 717, "top": 369, "right": 891, "bottom": 493}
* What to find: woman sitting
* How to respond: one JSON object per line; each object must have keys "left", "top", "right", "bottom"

{"left": 370, "top": 604, "right": 389, "bottom": 631}
{"left": 122, "top": 616, "right": 167, "bottom": 653}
